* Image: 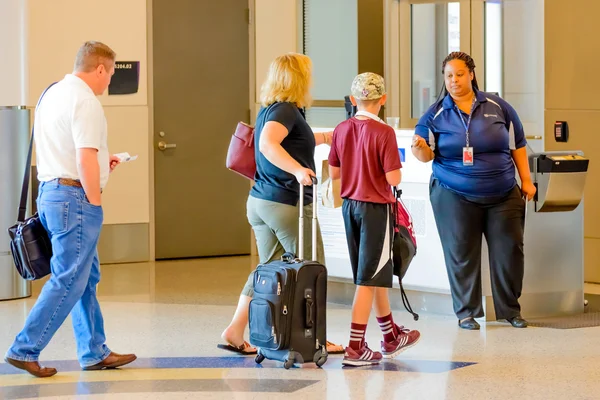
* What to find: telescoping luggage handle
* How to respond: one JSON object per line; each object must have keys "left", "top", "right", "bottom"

{"left": 298, "top": 176, "right": 318, "bottom": 261}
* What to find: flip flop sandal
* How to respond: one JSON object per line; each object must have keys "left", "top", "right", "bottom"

{"left": 326, "top": 340, "right": 345, "bottom": 354}
{"left": 217, "top": 341, "right": 257, "bottom": 355}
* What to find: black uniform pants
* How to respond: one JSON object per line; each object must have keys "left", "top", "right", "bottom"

{"left": 430, "top": 178, "right": 525, "bottom": 320}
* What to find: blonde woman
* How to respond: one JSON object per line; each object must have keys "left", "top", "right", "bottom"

{"left": 219, "top": 53, "right": 343, "bottom": 355}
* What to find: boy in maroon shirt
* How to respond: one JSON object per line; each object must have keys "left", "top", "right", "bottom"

{"left": 328, "top": 73, "right": 421, "bottom": 366}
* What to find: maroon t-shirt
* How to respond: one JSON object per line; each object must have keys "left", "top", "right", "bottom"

{"left": 328, "top": 118, "right": 401, "bottom": 204}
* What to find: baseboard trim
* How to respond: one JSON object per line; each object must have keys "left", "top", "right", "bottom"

{"left": 0, "top": 255, "right": 32, "bottom": 301}
{"left": 327, "top": 278, "right": 585, "bottom": 321}
{"left": 98, "top": 223, "right": 150, "bottom": 264}
{"left": 327, "top": 277, "right": 455, "bottom": 317}
{"left": 483, "top": 290, "right": 584, "bottom": 320}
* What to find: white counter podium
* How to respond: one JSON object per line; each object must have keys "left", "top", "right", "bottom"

{"left": 312, "top": 128, "right": 584, "bottom": 320}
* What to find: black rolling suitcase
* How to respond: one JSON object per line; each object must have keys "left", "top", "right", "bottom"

{"left": 249, "top": 177, "right": 328, "bottom": 369}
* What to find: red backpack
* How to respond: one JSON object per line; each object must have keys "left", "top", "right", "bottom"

{"left": 395, "top": 196, "right": 417, "bottom": 247}
{"left": 392, "top": 189, "right": 419, "bottom": 320}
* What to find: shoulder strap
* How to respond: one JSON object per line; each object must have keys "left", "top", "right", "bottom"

{"left": 392, "top": 187, "right": 401, "bottom": 231}
{"left": 17, "top": 82, "right": 58, "bottom": 222}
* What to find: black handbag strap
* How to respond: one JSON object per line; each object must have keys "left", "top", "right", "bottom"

{"left": 18, "top": 82, "right": 58, "bottom": 222}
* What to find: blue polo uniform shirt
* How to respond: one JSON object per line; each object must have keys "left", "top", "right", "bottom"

{"left": 415, "top": 90, "right": 527, "bottom": 198}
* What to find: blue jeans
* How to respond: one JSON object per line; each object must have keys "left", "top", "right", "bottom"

{"left": 6, "top": 181, "right": 111, "bottom": 367}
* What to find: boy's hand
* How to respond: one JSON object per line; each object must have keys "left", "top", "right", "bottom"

{"left": 412, "top": 135, "right": 428, "bottom": 149}
{"left": 295, "top": 167, "right": 316, "bottom": 186}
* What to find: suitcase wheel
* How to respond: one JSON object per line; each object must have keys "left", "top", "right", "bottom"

{"left": 316, "top": 356, "right": 327, "bottom": 368}
{"left": 255, "top": 353, "right": 265, "bottom": 364}
{"left": 283, "top": 359, "right": 294, "bottom": 369}
{"left": 313, "top": 347, "right": 328, "bottom": 367}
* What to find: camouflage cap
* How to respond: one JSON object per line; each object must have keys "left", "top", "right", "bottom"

{"left": 351, "top": 72, "right": 386, "bottom": 100}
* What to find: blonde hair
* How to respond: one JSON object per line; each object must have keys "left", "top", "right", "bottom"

{"left": 260, "top": 53, "right": 313, "bottom": 108}
{"left": 74, "top": 41, "right": 116, "bottom": 73}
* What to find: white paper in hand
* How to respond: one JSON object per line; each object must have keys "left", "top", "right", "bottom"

{"left": 114, "top": 152, "right": 139, "bottom": 163}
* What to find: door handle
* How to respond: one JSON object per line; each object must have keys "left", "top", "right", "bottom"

{"left": 158, "top": 141, "right": 177, "bottom": 151}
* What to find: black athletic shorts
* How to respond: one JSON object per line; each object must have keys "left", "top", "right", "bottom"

{"left": 342, "top": 199, "right": 394, "bottom": 288}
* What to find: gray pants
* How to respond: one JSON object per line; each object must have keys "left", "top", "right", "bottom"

{"left": 241, "top": 196, "right": 325, "bottom": 297}
{"left": 429, "top": 179, "right": 525, "bottom": 320}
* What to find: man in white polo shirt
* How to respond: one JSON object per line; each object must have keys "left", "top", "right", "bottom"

{"left": 5, "top": 41, "right": 136, "bottom": 377}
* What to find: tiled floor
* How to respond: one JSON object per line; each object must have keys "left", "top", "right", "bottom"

{"left": 1, "top": 257, "right": 600, "bottom": 399}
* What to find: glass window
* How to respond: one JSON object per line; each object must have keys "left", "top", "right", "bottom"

{"left": 448, "top": 3, "right": 461, "bottom": 53}
{"left": 303, "top": 0, "right": 358, "bottom": 127}
{"left": 305, "top": 107, "right": 347, "bottom": 128}
{"left": 303, "top": 0, "right": 358, "bottom": 102}
{"left": 485, "top": 1, "right": 503, "bottom": 95}
{"left": 484, "top": 0, "right": 545, "bottom": 140}
{"left": 411, "top": 2, "right": 460, "bottom": 119}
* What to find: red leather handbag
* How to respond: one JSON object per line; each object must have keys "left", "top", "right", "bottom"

{"left": 226, "top": 122, "right": 256, "bottom": 180}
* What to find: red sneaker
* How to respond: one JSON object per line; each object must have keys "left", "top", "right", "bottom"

{"left": 381, "top": 325, "right": 421, "bottom": 359}
{"left": 342, "top": 342, "right": 383, "bottom": 367}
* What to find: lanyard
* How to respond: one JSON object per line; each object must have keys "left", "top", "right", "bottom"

{"left": 456, "top": 97, "right": 476, "bottom": 147}
{"left": 355, "top": 110, "right": 386, "bottom": 124}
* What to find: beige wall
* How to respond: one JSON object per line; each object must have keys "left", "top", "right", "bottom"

{"left": 545, "top": 0, "right": 600, "bottom": 282}
{"left": 27, "top": 0, "right": 150, "bottom": 226}
{"left": 0, "top": 0, "right": 28, "bottom": 106}
{"left": 253, "top": 0, "right": 300, "bottom": 119}
{"left": 23, "top": 0, "right": 299, "bottom": 256}
{"left": 247, "top": 0, "right": 299, "bottom": 255}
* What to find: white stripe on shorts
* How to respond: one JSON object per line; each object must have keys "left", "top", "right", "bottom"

{"left": 371, "top": 207, "right": 391, "bottom": 279}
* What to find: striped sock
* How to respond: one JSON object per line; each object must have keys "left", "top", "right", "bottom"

{"left": 349, "top": 323, "right": 367, "bottom": 351}
{"left": 377, "top": 313, "right": 398, "bottom": 343}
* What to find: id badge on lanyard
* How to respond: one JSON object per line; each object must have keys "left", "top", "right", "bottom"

{"left": 462, "top": 146, "right": 474, "bottom": 166}
{"left": 457, "top": 99, "right": 476, "bottom": 166}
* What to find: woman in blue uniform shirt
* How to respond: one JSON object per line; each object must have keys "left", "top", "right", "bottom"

{"left": 411, "top": 52, "right": 536, "bottom": 330}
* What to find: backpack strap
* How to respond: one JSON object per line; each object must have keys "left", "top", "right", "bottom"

{"left": 399, "top": 276, "right": 419, "bottom": 321}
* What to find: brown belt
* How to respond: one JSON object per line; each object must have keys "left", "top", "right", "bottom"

{"left": 57, "top": 178, "right": 103, "bottom": 194}
{"left": 57, "top": 178, "right": 83, "bottom": 188}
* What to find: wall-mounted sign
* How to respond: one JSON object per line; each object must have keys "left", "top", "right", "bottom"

{"left": 108, "top": 61, "right": 140, "bottom": 95}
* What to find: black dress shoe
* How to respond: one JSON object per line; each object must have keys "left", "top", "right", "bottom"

{"left": 507, "top": 316, "right": 528, "bottom": 328}
{"left": 458, "top": 317, "right": 480, "bottom": 330}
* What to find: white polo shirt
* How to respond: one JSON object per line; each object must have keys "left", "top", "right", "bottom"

{"left": 35, "top": 74, "right": 110, "bottom": 189}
